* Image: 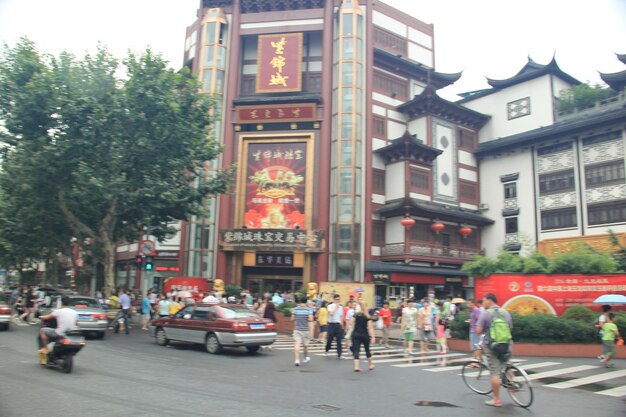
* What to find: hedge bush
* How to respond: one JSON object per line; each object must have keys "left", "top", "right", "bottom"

{"left": 275, "top": 301, "right": 297, "bottom": 317}
{"left": 449, "top": 306, "right": 626, "bottom": 344}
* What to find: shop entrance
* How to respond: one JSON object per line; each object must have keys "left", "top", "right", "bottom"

{"left": 243, "top": 268, "right": 303, "bottom": 299}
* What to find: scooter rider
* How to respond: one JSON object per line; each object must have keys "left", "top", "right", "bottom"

{"left": 37, "top": 296, "right": 78, "bottom": 362}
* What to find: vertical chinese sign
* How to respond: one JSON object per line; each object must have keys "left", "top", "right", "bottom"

{"left": 256, "top": 33, "right": 303, "bottom": 93}
{"left": 244, "top": 142, "right": 307, "bottom": 229}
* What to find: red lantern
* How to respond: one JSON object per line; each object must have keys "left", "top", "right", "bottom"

{"left": 459, "top": 226, "right": 473, "bottom": 238}
{"left": 431, "top": 222, "right": 445, "bottom": 234}
{"left": 401, "top": 215, "right": 416, "bottom": 229}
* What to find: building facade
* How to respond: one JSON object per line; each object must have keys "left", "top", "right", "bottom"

{"left": 178, "top": 0, "right": 493, "bottom": 303}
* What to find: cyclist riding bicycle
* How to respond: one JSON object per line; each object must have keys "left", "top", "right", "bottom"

{"left": 475, "top": 293, "right": 513, "bottom": 408}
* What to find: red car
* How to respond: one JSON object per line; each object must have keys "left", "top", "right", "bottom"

{"left": 150, "top": 303, "right": 277, "bottom": 354}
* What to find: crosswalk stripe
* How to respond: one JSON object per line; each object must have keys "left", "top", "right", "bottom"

{"left": 544, "top": 369, "right": 626, "bottom": 389}
{"left": 394, "top": 356, "right": 473, "bottom": 368}
{"left": 528, "top": 365, "right": 599, "bottom": 381}
{"left": 424, "top": 364, "right": 466, "bottom": 372}
{"left": 596, "top": 385, "right": 626, "bottom": 397}
{"left": 378, "top": 352, "right": 465, "bottom": 364}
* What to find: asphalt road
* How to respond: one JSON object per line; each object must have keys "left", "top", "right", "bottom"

{"left": 1, "top": 320, "right": 625, "bottom": 417}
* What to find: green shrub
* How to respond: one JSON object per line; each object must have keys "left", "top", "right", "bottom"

{"left": 224, "top": 284, "right": 242, "bottom": 298}
{"left": 449, "top": 311, "right": 470, "bottom": 339}
{"left": 561, "top": 305, "right": 596, "bottom": 323}
{"left": 275, "top": 301, "right": 296, "bottom": 317}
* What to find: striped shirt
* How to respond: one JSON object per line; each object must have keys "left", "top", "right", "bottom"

{"left": 293, "top": 306, "right": 313, "bottom": 331}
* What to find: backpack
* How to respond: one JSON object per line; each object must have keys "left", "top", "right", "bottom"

{"left": 488, "top": 308, "right": 512, "bottom": 356}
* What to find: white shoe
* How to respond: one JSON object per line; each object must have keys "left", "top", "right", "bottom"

{"left": 294, "top": 360, "right": 300, "bottom": 366}
{"left": 303, "top": 357, "right": 311, "bottom": 364}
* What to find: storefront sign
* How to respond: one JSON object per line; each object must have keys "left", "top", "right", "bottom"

{"left": 256, "top": 33, "right": 302, "bottom": 93}
{"left": 163, "top": 277, "right": 208, "bottom": 296}
{"left": 255, "top": 253, "right": 294, "bottom": 267}
{"left": 244, "top": 141, "right": 307, "bottom": 229}
{"left": 156, "top": 251, "right": 180, "bottom": 258}
{"left": 475, "top": 273, "right": 626, "bottom": 316}
{"left": 445, "top": 277, "right": 464, "bottom": 283}
{"left": 372, "top": 273, "right": 390, "bottom": 284}
{"left": 237, "top": 103, "right": 316, "bottom": 124}
{"left": 220, "top": 229, "right": 325, "bottom": 252}
{"left": 155, "top": 266, "right": 181, "bottom": 272}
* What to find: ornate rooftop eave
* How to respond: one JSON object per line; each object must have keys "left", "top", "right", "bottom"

{"left": 487, "top": 56, "right": 580, "bottom": 89}
{"left": 397, "top": 86, "right": 490, "bottom": 130}
{"left": 600, "top": 70, "right": 626, "bottom": 91}
{"left": 374, "top": 131, "right": 442, "bottom": 165}
{"left": 376, "top": 197, "right": 494, "bottom": 226}
{"left": 202, "top": 0, "right": 325, "bottom": 13}
{"left": 373, "top": 48, "right": 462, "bottom": 90}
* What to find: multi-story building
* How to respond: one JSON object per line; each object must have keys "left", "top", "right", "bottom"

{"left": 178, "top": 0, "right": 494, "bottom": 303}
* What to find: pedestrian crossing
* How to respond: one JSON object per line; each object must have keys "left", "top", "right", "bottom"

{"left": 272, "top": 336, "right": 626, "bottom": 398}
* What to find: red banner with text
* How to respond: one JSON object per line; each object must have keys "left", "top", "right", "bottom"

{"left": 475, "top": 274, "right": 626, "bottom": 316}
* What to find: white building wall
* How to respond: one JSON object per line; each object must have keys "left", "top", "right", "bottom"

{"left": 408, "top": 117, "right": 428, "bottom": 142}
{"left": 385, "top": 162, "right": 405, "bottom": 201}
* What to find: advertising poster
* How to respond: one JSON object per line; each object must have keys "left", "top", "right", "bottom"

{"left": 244, "top": 141, "right": 307, "bottom": 229}
{"left": 163, "top": 277, "right": 208, "bottom": 298}
{"left": 475, "top": 274, "right": 626, "bottom": 316}
{"left": 319, "top": 283, "right": 375, "bottom": 309}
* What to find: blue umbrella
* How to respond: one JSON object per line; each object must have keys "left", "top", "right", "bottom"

{"left": 593, "top": 294, "right": 626, "bottom": 305}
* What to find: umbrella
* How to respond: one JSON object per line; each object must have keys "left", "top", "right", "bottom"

{"left": 451, "top": 297, "right": 466, "bottom": 304}
{"left": 593, "top": 294, "right": 626, "bottom": 305}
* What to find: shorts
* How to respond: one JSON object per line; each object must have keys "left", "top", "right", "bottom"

{"left": 485, "top": 345, "right": 510, "bottom": 376}
{"left": 40, "top": 327, "right": 62, "bottom": 348}
{"left": 404, "top": 331, "right": 415, "bottom": 342}
{"left": 293, "top": 330, "right": 310, "bottom": 345}
{"left": 469, "top": 332, "right": 481, "bottom": 351}
{"left": 142, "top": 313, "right": 150, "bottom": 320}
{"left": 603, "top": 340, "right": 616, "bottom": 356}
{"left": 421, "top": 329, "right": 434, "bottom": 342}
{"left": 318, "top": 325, "right": 328, "bottom": 332}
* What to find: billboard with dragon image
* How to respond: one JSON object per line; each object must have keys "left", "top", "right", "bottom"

{"left": 243, "top": 141, "right": 307, "bottom": 229}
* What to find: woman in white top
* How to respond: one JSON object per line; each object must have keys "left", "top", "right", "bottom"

{"left": 400, "top": 300, "right": 417, "bottom": 355}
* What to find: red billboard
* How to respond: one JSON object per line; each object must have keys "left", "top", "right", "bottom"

{"left": 256, "top": 33, "right": 303, "bottom": 93}
{"left": 243, "top": 141, "right": 307, "bottom": 229}
{"left": 163, "top": 277, "right": 208, "bottom": 299}
{"left": 475, "top": 274, "right": 626, "bottom": 316}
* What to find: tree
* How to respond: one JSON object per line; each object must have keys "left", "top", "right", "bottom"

{"left": 0, "top": 39, "right": 232, "bottom": 295}
{"left": 557, "top": 82, "right": 616, "bottom": 112}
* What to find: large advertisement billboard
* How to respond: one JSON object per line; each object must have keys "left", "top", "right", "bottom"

{"left": 475, "top": 274, "right": 626, "bottom": 316}
{"left": 243, "top": 141, "right": 307, "bottom": 229}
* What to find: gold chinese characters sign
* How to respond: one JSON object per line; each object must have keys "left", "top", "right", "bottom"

{"left": 237, "top": 103, "right": 316, "bottom": 124}
{"left": 256, "top": 33, "right": 303, "bottom": 93}
{"left": 537, "top": 233, "right": 626, "bottom": 256}
{"left": 220, "top": 229, "right": 325, "bottom": 253}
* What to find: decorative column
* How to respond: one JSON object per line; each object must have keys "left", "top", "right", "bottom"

{"left": 329, "top": 0, "right": 365, "bottom": 281}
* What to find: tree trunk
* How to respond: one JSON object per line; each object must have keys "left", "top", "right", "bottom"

{"left": 101, "top": 238, "right": 116, "bottom": 297}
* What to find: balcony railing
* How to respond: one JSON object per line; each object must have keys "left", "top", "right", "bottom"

{"left": 380, "top": 242, "right": 480, "bottom": 260}
{"left": 556, "top": 92, "right": 625, "bottom": 121}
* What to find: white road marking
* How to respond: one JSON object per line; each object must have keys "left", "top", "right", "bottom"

{"left": 528, "top": 365, "right": 599, "bottom": 381}
{"left": 545, "top": 369, "right": 626, "bottom": 389}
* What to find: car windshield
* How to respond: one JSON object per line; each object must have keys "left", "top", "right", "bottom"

{"left": 67, "top": 298, "right": 100, "bottom": 308}
{"left": 219, "top": 306, "right": 258, "bottom": 319}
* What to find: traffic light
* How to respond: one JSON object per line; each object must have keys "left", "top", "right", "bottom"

{"left": 134, "top": 255, "right": 143, "bottom": 269}
{"left": 145, "top": 256, "right": 154, "bottom": 271}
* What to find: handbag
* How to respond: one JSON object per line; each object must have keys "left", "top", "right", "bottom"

{"left": 617, "top": 337, "right": 624, "bottom": 347}
{"left": 376, "top": 317, "right": 384, "bottom": 330}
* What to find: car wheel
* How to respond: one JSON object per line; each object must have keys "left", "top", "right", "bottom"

{"left": 95, "top": 331, "right": 105, "bottom": 340}
{"left": 205, "top": 333, "right": 223, "bottom": 354}
{"left": 155, "top": 328, "right": 169, "bottom": 346}
{"left": 246, "top": 345, "right": 260, "bottom": 354}
{"left": 0, "top": 324, "right": 8, "bottom": 331}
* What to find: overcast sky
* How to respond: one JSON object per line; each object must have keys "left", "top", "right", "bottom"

{"left": 1, "top": 0, "right": 624, "bottom": 100}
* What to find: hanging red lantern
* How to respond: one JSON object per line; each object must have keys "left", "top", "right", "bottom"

{"left": 400, "top": 215, "right": 416, "bottom": 229}
{"left": 459, "top": 226, "right": 473, "bottom": 238}
{"left": 431, "top": 221, "right": 445, "bottom": 234}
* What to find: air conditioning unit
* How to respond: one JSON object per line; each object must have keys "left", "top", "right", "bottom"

{"left": 479, "top": 203, "right": 490, "bottom": 211}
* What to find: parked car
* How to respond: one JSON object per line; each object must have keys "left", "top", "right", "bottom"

{"left": 40, "top": 295, "right": 108, "bottom": 339}
{"left": 150, "top": 303, "right": 277, "bottom": 354}
{"left": 0, "top": 293, "right": 11, "bottom": 330}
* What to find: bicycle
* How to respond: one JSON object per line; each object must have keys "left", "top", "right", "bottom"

{"left": 461, "top": 338, "right": 533, "bottom": 408}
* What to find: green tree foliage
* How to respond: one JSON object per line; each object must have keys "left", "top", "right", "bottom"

{"left": 548, "top": 244, "right": 618, "bottom": 274}
{"left": 0, "top": 39, "right": 233, "bottom": 294}
{"left": 557, "top": 82, "right": 616, "bottom": 112}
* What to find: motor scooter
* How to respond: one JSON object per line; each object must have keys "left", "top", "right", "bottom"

{"left": 37, "top": 319, "right": 85, "bottom": 373}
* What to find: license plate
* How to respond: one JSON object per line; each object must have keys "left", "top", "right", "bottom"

{"left": 78, "top": 315, "right": 90, "bottom": 320}
{"left": 249, "top": 323, "right": 265, "bottom": 330}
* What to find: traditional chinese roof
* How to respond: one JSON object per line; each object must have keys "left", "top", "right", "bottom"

{"left": 374, "top": 48, "right": 462, "bottom": 90}
{"left": 202, "top": 0, "right": 325, "bottom": 13}
{"left": 376, "top": 198, "right": 494, "bottom": 226}
{"left": 366, "top": 260, "right": 468, "bottom": 277}
{"left": 397, "top": 85, "right": 490, "bottom": 130}
{"left": 374, "top": 131, "right": 442, "bottom": 165}
{"left": 475, "top": 105, "right": 626, "bottom": 158}
{"left": 459, "top": 57, "right": 581, "bottom": 103}
{"left": 599, "top": 52, "right": 626, "bottom": 91}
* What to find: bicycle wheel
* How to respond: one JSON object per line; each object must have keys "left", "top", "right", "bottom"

{"left": 504, "top": 364, "right": 533, "bottom": 408}
{"left": 462, "top": 361, "right": 492, "bottom": 395}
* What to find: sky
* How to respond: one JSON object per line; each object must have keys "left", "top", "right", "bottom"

{"left": 0, "top": 0, "right": 625, "bottom": 101}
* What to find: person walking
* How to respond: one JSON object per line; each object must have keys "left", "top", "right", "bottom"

{"left": 351, "top": 300, "right": 375, "bottom": 372}
{"left": 469, "top": 299, "right": 483, "bottom": 362}
{"left": 292, "top": 296, "right": 314, "bottom": 366}
{"left": 377, "top": 301, "right": 392, "bottom": 348}
{"left": 344, "top": 301, "right": 356, "bottom": 353}
{"left": 595, "top": 305, "right": 612, "bottom": 361}
{"left": 417, "top": 299, "right": 434, "bottom": 353}
{"left": 141, "top": 292, "right": 151, "bottom": 330}
{"left": 325, "top": 294, "right": 344, "bottom": 358}
{"left": 601, "top": 313, "right": 622, "bottom": 368}
{"left": 401, "top": 299, "right": 417, "bottom": 355}
{"left": 316, "top": 301, "right": 328, "bottom": 345}
{"left": 157, "top": 294, "right": 170, "bottom": 318}
{"left": 476, "top": 293, "right": 513, "bottom": 408}
{"left": 117, "top": 288, "right": 131, "bottom": 334}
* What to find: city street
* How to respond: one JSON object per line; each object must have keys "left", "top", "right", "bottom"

{"left": 1, "top": 320, "right": 625, "bottom": 417}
